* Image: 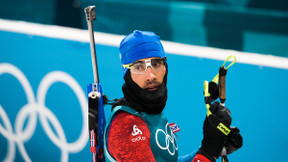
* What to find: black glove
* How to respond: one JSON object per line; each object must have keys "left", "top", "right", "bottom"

{"left": 198, "top": 101, "right": 232, "bottom": 160}
{"left": 208, "top": 81, "right": 219, "bottom": 102}
{"left": 225, "top": 127, "right": 243, "bottom": 155}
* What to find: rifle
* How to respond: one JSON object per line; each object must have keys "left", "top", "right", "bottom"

{"left": 85, "top": 6, "right": 106, "bottom": 162}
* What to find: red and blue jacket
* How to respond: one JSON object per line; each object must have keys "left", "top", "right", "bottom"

{"left": 104, "top": 106, "right": 211, "bottom": 162}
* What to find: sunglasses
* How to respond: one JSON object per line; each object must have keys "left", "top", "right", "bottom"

{"left": 123, "top": 57, "right": 167, "bottom": 75}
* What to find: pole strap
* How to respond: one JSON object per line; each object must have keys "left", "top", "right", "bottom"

{"left": 203, "top": 55, "right": 237, "bottom": 135}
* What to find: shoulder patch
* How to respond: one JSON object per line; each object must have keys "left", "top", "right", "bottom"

{"left": 169, "top": 123, "right": 180, "bottom": 133}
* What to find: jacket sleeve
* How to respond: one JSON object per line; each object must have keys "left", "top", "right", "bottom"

{"left": 192, "top": 154, "right": 212, "bottom": 162}
{"left": 177, "top": 151, "right": 196, "bottom": 162}
{"left": 178, "top": 151, "right": 212, "bottom": 162}
{"left": 107, "top": 111, "right": 155, "bottom": 161}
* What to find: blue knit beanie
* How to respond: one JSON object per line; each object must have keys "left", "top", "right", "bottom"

{"left": 120, "top": 30, "right": 166, "bottom": 77}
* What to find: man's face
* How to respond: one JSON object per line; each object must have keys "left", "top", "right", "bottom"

{"left": 130, "top": 57, "right": 166, "bottom": 91}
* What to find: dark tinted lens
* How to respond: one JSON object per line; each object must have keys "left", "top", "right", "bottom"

{"left": 151, "top": 59, "right": 164, "bottom": 68}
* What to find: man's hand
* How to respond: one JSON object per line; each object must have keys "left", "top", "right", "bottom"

{"left": 225, "top": 127, "right": 243, "bottom": 155}
{"left": 198, "top": 101, "right": 232, "bottom": 160}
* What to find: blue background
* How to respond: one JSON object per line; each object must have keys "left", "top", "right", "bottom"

{"left": 1, "top": 29, "right": 288, "bottom": 162}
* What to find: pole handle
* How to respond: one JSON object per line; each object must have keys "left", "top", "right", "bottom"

{"left": 219, "top": 66, "right": 227, "bottom": 105}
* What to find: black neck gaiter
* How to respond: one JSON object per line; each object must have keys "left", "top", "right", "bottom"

{"left": 121, "top": 69, "right": 168, "bottom": 114}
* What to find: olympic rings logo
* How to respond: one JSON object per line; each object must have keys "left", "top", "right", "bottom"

{"left": 0, "top": 63, "right": 88, "bottom": 162}
{"left": 155, "top": 123, "right": 178, "bottom": 155}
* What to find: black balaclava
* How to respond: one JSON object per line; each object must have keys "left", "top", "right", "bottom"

{"left": 121, "top": 67, "right": 168, "bottom": 114}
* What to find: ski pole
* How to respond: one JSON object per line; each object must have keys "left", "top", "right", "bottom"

{"left": 203, "top": 55, "right": 236, "bottom": 117}
{"left": 203, "top": 55, "right": 236, "bottom": 162}
{"left": 85, "top": 5, "right": 106, "bottom": 162}
{"left": 219, "top": 55, "right": 236, "bottom": 107}
{"left": 218, "top": 55, "right": 236, "bottom": 162}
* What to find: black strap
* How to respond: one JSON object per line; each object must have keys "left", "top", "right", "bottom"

{"left": 207, "top": 114, "right": 231, "bottom": 136}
